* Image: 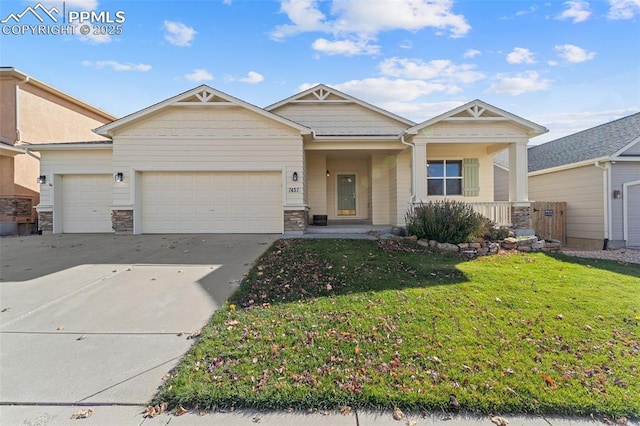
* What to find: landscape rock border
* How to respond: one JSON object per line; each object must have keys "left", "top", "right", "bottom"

{"left": 410, "top": 236, "right": 561, "bottom": 259}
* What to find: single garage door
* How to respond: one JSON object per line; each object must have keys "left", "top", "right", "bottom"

{"left": 62, "top": 174, "right": 112, "bottom": 233}
{"left": 627, "top": 183, "right": 640, "bottom": 247}
{"left": 141, "top": 172, "right": 283, "bottom": 233}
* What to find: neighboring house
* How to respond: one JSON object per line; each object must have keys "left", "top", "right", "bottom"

{"left": 495, "top": 113, "right": 640, "bottom": 249}
{"left": 0, "top": 67, "right": 115, "bottom": 235}
{"left": 31, "top": 84, "right": 546, "bottom": 235}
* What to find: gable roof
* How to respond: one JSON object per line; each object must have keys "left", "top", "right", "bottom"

{"left": 528, "top": 112, "right": 640, "bottom": 172}
{"left": 406, "top": 99, "right": 548, "bottom": 137}
{"left": 95, "top": 85, "right": 312, "bottom": 137}
{"left": 265, "top": 84, "right": 416, "bottom": 129}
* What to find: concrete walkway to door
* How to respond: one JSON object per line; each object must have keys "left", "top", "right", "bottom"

{"left": 0, "top": 234, "right": 276, "bottom": 416}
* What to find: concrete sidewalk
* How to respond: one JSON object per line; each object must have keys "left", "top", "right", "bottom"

{"left": 0, "top": 405, "right": 620, "bottom": 425}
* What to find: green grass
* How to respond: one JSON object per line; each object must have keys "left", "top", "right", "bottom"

{"left": 155, "top": 239, "right": 640, "bottom": 418}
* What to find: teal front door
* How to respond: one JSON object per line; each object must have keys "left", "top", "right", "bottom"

{"left": 337, "top": 174, "right": 356, "bottom": 216}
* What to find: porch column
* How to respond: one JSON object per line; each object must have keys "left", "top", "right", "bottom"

{"left": 508, "top": 141, "right": 528, "bottom": 203}
{"left": 508, "top": 141, "right": 532, "bottom": 233}
{"left": 414, "top": 141, "right": 428, "bottom": 202}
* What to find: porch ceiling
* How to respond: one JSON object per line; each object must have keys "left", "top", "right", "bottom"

{"left": 310, "top": 149, "right": 404, "bottom": 160}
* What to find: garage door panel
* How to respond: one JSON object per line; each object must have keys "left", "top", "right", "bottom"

{"left": 141, "top": 172, "right": 282, "bottom": 233}
{"left": 62, "top": 175, "right": 112, "bottom": 233}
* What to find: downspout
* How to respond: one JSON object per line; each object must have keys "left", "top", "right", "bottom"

{"left": 24, "top": 147, "right": 40, "bottom": 160}
{"left": 15, "top": 74, "right": 30, "bottom": 145}
{"left": 400, "top": 134, "right": 416, "bottom": 203}
{"left": 594, "top": 161, "right": 610, "bottom": 249}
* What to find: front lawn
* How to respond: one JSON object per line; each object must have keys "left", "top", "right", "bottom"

{"left": 156, "top": 239, "right": 639, "bottom": 418}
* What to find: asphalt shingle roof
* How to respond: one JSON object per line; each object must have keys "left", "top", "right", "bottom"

{"left": 527, "top": 112, "right": 640, "bottom": 172}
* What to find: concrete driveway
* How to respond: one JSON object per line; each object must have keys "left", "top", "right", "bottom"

{"left": 0, "top": 234, "right": 276, "bottom": 406}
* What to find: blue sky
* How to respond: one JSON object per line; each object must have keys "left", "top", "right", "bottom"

{"left": 1, "top": 0, "right": 639, "bottom": 144}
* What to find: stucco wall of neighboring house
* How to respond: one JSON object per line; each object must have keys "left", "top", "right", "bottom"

{"left": 271, "top": 103, "right": 408, "bottom": 136}
{"left": 529, "top": 164, "right": 605, "bottom": 248}
{"left": 111, "top": 106, "right": 304, "bottom": 208}
{"left": 610, "top": 161, "right": 640, "bottom": 245}
{"left": 18, "top": 84, "right": 111, "bottom": 144}
{"left": 425, "top": 143, "right": 496, "bottom": 202}
{"left": 494, "top": 165, "right": 509, "bottom": 201}
{"left": 0, "top": 78, "right": 17, "bottom": 144}
{"left": 325, "top": 158, "right": 370, "bottom": 221}
{"left": 37, "top": 149, "right": 114, "bottom": 208}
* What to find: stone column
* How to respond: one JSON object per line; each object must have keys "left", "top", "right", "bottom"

{"left": 111, "top": 210, "right": 133, "bottom": 234}
{"left": 284, "top": 210, "right": 307, "bottom": 233}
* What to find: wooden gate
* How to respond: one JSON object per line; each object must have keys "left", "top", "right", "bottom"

{"left": 531, "top": 201, "right": 566, "bottom": 245}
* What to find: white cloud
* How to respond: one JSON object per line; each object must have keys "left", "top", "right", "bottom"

{"left": 237, "top": 71, "right": 264, "bottom": 84}
{"left": 164, "top": 20, "right": 196, "bottom": 47}
{"left": 501, "top": 5, "right": 538, "bottom": 19}
{"left": 184, "top": 69, "right": 214, "bottom": 81}
{"left": 463, "top": 49, "right": 481, "bottom": 58}
{"left": 312, "top": 38, "right": 380, "bottom": 55}
{"left": 487, "top": 71, "right": 550, "bottom": 96}
{"left": 506, "top": 47, "right": 536, "bottom": 64}
{"left": 223, "top": 0, "right": 233, "bottom": 4}
{"left": 555, "top": 44, "right": 596, "bottom": 63}
{"left": 556, "top": 0, "right": 591, "bottom": 23}
{"left": 271, "top": 0, "right": 470, "bottom": 56}
{"left": 607, "top": 0, "right": 640, "bottom": 19}
{"left": 271, "top": 0, "right": 329, "bottom": 39}
{"left": 82, "top": 60, "right": 151, "bottom": 71}
{"left": 332, "top": 78, "right": 456, "bottom": 102}
{"left": 379, "top": 57, "right": 485, "bottom": 85}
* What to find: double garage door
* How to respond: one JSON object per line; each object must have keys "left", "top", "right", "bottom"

{"left": 140, "top": 172, "right": 283, "bottom": 233}
{"left": 60, "top": 172, "right": 283, "bottom": 234}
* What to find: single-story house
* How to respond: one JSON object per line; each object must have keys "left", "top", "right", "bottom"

{"left": 0, "top": 67, "right": 115, "bottom": 235}
{"left": 528, "top": 113, "right": 640, "bottom": 249}
{"left": 31, "top": 84, "right": 547, "bottom": 235}
{"left": 495, "top": 112, "right": 640, "bottom": 249}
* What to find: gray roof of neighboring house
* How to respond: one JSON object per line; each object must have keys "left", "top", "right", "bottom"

{"left": 527, "top": 112, "right": 640, "bottom": 172}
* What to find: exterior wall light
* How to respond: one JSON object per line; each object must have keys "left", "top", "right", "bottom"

{"left": 326, "top": 170, "right": 330, "bottom": 177}
{"left": 37, "top": 175, "right": 46, "bottom": 184}
{"left": 114, "top": 172, "right": 124, "bottom": 182}
{"left": 292, "top": 172, "right": 298, "bottom": 182}
{"left": 613, "top": 189, "right": 621, "bottom": 199}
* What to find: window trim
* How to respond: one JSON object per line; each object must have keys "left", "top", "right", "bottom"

{"left": 427, "top": 159, "right": 463, "bottom": 197}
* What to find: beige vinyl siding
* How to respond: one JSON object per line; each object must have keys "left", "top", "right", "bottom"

{"left": 424, "top": 144, "right": 495, "bottom": 202}
{"left": 620, "top": 140, "right": 640, "bottom": 155}
{"left": 418, "top": 121, "right": 529, "bottom": 139}
{"left": 610, "top": 162, "right": 640, "bottom": 241}
{"left": 529, "top": 165, "right": 605, "bottom": 241}
{"left": 272, "top": 103, "right": 408, "bottom": 136}
{"left": 306, "top": 152, "right": 328, "bottom": 219}
{"left": 116, "top": 107, "right": 299, "bottom": 138}
{"left": 326, "top": 158, "right": 369, "bottom": 220}
{"left": 371, "top": 153, "right": 393, "bottom": 224}
{"left": 388, "top": 155, "right": 398, "bottom": 226}
{"left": 111, "top": 106, "right": 304, "bottom": 209}
{"left": 395, "top": 149, "right": 412, "bottom": 226}
{"left": 38, "top": 149, "right": 113, "bottom": 207}
{"left": 494, "top": 165, "right": 509, "bottom": 201}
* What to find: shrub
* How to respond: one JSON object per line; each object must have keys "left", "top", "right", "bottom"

{"left": 405, "top": 200, "right": 488, "bottom": 244}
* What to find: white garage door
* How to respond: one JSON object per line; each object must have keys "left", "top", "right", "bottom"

{"left": 62, "top": 174, "right": 112, "bottom": 233}
{"left": 140, "top": 172, "right": 283, "bottom": 233}
{"left": 627, "top": 183, "right": 640, "bottom": 247}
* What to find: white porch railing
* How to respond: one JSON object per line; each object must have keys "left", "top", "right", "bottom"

{"left": 467, "top": 202, "right": 512, "bottom": 227}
